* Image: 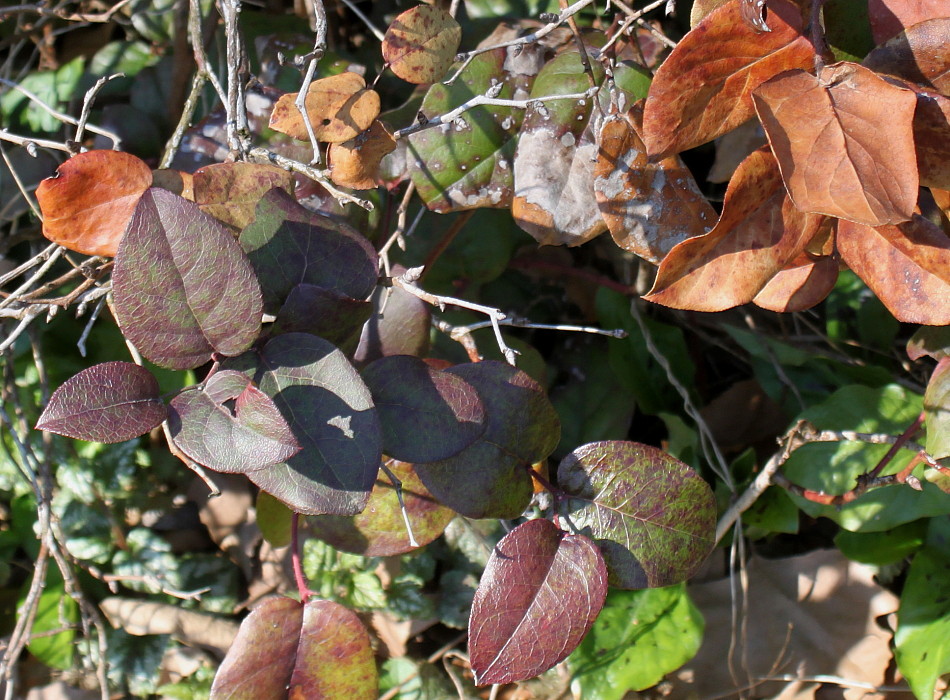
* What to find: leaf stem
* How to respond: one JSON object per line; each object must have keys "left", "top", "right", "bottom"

{"left": 291, "top": 513, "right": 317, "bottom": 600}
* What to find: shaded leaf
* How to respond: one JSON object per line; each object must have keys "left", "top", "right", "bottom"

{"left": 354, "top": 269, "right": 431, "bottom": 363}
{"left": 862, "top": 18, "right": 950, "bottom": 95}
{"left": 907, "top": 325, "right": 950, "bottom": 361}
{"left": 642, "top": 0, "right": 815, "bottom": 159}
{"left": 193, "top": 162, "right": 294, "bottom": 230}
{"left": 112, "top": 188, "right": 263, "bottom": 370}
{"left": 646, "top": 148, "right": 823, "bottom": 311}
{"left": 834, "top": 520, "right": 928, "bottom": 566}
{"left": 753, "top": 252, "right": 839, "bottom": 312}
{"left": 753, "top": 62, "right": 918, "bottom": 225}
{"left": 868, "top": 0, "right": 950, "bottom": 44}
{"left": 382, "top": 5, "right": 462, "bottom": 84}
{"left": 308, "top": 458, "right": 455, "bottom": 556}
{"left": 36, "top": 362, "right": 166, "bottom": 443}
{"left": 469, "top": 518, "right": 607, "bottom": 686}
{"left": 740, "top": 0, "right": 770, "bottom": 31}
{"left": 210, "top": 597, "right": 377, "bottom": 699}
{"left": 328, "top": 120, "right": 397, "bottom": 190}
{"left": 362, "top": 355, "right": 486, "bottom": 463}
{"left": 414, "top": 361, "right": 560, "bottom": 519}
{"left": 256, "top": 490, "right": 293, "bottom": 548}
{"left": 272, "top": 283, "right": 372, "bottom": 350}
{"left": 36, "top": 150, "right": 152, "bottom": 256}
{"left": 924, "top": 357, "right": 950, "bottom": 460}
{"left": 269, "top": 72, "right": 380, "bottom": 144}
{"left": 240, "top": 188, "right": 378, "bottom": 315}
{"left": 902, "top": 83, "right": 950, "bottom": 190}
{"left": 558, "top": 441, "right": 717, "bottom": 589}
{"left": 837, "top": 216, "right": 950, "bottom": 325}
{"left": 168, "top": 370, "right": 300, "bottom": 474}
{"left": 594, "top": 98, "right": 716, "bottom": 264}
{"left": 151, "top": 168, "right": 194, "bottom": 199}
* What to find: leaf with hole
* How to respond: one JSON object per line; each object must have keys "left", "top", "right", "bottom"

{"left": 382, "top": 5, "right": 462, "bottom": 85}
{"left": 269, "top": 71, "right": 380, "bottom": 143}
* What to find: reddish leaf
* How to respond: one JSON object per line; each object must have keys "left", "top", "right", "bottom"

{"left": 468, "top": 519, "right": 607, "bottom": 686}
{"left": 210, "top": 597, "right": 377, "bottom": 699}
{"left": 838, "top": 216, "right": 950, "bottom": 325}
{"left": 594, "top": 99, "right": 716, "bottom": 264}
{"left": 193, "top": 162, "right": 294, "bottom": 230}
{"left": 308, "top": 458, "right": 455, "bottom": 556}
{"left": 362, "top": 355, "right": 486, "bottom": 463}
{"left": 862, "top": 18, "right": 950, "bottom": 95}
{"left": 868, "top": 0, "right": 950, "bottom": 44}
{"left": 558, "top": 441, "right": 717, "bottom": 589}
{"left": 112, "top": 188, "right": 263, "bottom": 370}
{"left": 382, "top": 5, "right": 462, "bottom": 84}
{"left": 168, "top": 370, "right": 300, "bottom": 474}
{"left": 646, "top": 148, "right": 823, "bottom": 311}
{"left": 752, "top": 62, "right": 919, "bottom": 226}
{"left": 35, "top": 362, "right": 166, "bottom": 443}
{"left": 354, "top": 268, "right": 431, "bottom": 363}
{"left": 641, "top": 0, "right": 815, "bottom": 159}
{"left": 36, "top": 150, "right": 152, "bottom": 257}
{"left": 753, "top": 252, "right": 839, "bottom": 312}
{"left": 269, "top": 72, "right": 380, "bottom": 144}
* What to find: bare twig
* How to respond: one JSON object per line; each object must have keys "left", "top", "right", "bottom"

{"left": 0, "top": 129, "right": 73, "bottom": 153}
{"left": 160, "top": 71, "right": 208, "bottom": 168}
{"left": 338, "top": 0, "right": 386, "bottom": 42}
{"left": 189, "top": 0, "right": 229, "bottom": 107}
{"left": 246, "top": 147, "right": 374, "bottom": 209}
{"left": 293, "top": 0, "right": 328, "bottom": 163}
{"left": 74, "top": 74, "right": 123, "bottom": 146}
{"left": 218, "top": 0, "right": 250, "bottom": 158}
{"left": 379, "top": 461, "right": 420, "bottom": 549}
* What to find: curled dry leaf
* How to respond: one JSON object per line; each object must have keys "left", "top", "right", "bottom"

{"left": 269, "top": 72, "right": 380, "bottom": 144}
{"left": 328, "top": 120, "right": 397, "bottom": 190}
{"left": 594, "top": 98, "right": 716, "bottom": 264}
{"left": 868, "top": 0, "right": 950, "bottom": 45}
{"left": 36, "top": 150, "right": 152, "bottom": 257}
{"left": 642, "top": 0, "right": 814, "bottom": 159}
{"left": 382, "top": 4, "right": 462, "bottom": 84}
{"left": 862, "top": 18, "right": 950, "bottom": 95}
{"left": 901, "top": 83, "right": 950, "bottom": 190}
{"left": 753, "top": 62, "right": 919, "bottom": 226}
{"left": 837, "top": 216, "right": 950, "bottom": 325}
{"left": 193, "top": 162, "right": 295, "bottom": 229}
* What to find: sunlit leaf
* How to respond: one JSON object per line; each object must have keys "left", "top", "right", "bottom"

{"left": 862, "top": 18, "right": 950, "bottom": 95}
{"left": 382, "top": 5, "right": 462, "bottom": 84}
{"left": 868, "top": 0, "right": 949, "bottom": 44}
{"left": 753, "top": 252, "right": 839, "bottom": 312}
{"left": 328, "top": 120, "right": 397, "bottom": 190}
{"left": 269, "top": 71, "right": 380, "bottom": 143}
{"left": 924, "top": 358, "right": 950, "bottom": 460}
{"left": 193, "top": 162, "right": 294, "bottom": 229}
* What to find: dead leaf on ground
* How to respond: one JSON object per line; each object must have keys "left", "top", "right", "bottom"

{"left": 329, "top": 120, "right": 397, "bottom": 190}
{"left": 270, "top": 72, "right": 380, "bottom": 144}
{"left": 670, "top": 549, "right": 900, "bottom": 700}
{"left": 193, "top": 162, "right": 295, "bottom": 230}
{"left": 382, "top": 4, "right": 462, "bottom": 84}
{"left": 862, "top": 18, "right": 950, "bottom": 96}
{"left": 753, "top": 62, "right": 919, "bottom": 226}
{"left": 36, "top": 150, "right": 152, "bottom": 257}
{"left": 868, "top": 0, "right": 950, "bottom": 45}
{"left": 837, "top": 215, "right": 950, "bottom": 325}
{"left": 594, "top": 98, "right": 716, "bottom": 264}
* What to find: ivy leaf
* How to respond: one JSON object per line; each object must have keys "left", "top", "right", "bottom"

{"left": 558, "top": 441, "right": 717, "bottom": 589}
{"left": 112, "top": 188, "right": 263, "bottom": 370}
{"left": 382, "top": 5, "right": 462, "bottom": 84}
{"left": 362, "top": 355, "right": 486, "bottom": 463}
{"left": 36, "top": 362, "right": 167, "bottom": 443}
{"left": 210, "top": 597, "right": 377, "bottom": 699}
{"left": 469, "top": 518, "right": 607, "bottom": 686}
{"left": 168, "top": 370, "right": 300, "bottom": 474}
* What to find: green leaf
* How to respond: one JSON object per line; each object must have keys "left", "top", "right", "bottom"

{"left": 0, "top": 57, "right": 85, "bottom": 133}
{"left": 568, "top": 584, "right": 704, "bottom": 699}
{"left": 925, "top": 358, "right": 950, "bottom": 460}
{"left": 256, "top": 490, "right": 293, "bottom": 548}
{"left": 22, "top": 569, "right": 78, "bottom": 670}
{"left": 834, "top": 520, "right": 928, "bottom": 565}
{"left": 823, "top": 0, "right": 874, "bottom": 62}
{"left": 742, "top": 486, "right": 800, "bottom": 535}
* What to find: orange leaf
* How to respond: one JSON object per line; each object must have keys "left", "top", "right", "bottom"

{"left": 193, "top": 162, "right": 295, "bottom": 230}
{"left": 753, "top": 62, "right": 918, "bottom": 226}
{"left": 269, "top": 72, "right": 380, "bottom": 144}
{"left": 152, "top": 169, "right": 194, "bottom": 200}
{"left": 753, "top": 252, "right": 839, "bottom": 312}
{"left": 838, "top": 216, "right": 950, "bottom": 325}
{"left": 593, "top": 100, "right": 715, "bottom": 264}
{"left": 868, "top": 0, "right": 950, "bottom": 44}
{"left": 862, "top": 18, "right": 950, "bottom": 96}
{"left": 382, "top": 5, "right": 462, "bottom": 85}
{"left": 645, "top": 147, "right": 824, "bottom": 311}
{"left": 329, "top": 121, "right": 397, "bottom": 190}
{"left": 36, "top": 150, "right": 152, "bottom": 257}
{"left": 642, "top": 0, "right": 815, "bottom": 159}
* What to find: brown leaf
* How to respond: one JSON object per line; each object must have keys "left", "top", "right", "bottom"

{"left": 868, "top": 0, "right": 950, "bottom": 45}
{"left": 36, "top": 150, "right": 152, "bottom": 257}
{"left": 645, "top": 147, "right": 823, "bottom": 311}
{"left": 328, "top": 121, "right": 397, "bottom": 190}
{"left": 753, "top": 251, "right": 839, "bottom": 311}
{"left": 593, "top": 99, "right": 716, "bottom": 264}
{"left": 862, "top": 18, "right": 950, "bottom": 95}
{"left": 642, "top": 0, "right": 815, "bottom": 159}
{"left": 706, "top": 119, "right": 767, "bottom": 183}
{"left": 193, "top": 162, "right": 295, "bottom": 230}
{"left": 753, "top": 62, "right": 919, "bottom": 226}
{"left": 269, "top": 72, "right": 380, "bottom": 144}
{"left": 904, "top": 84, "right": 950, "bottom": 190}
{"left": 152, "top": 169, "right": 194, "bottom": 200}
{"left": 838, "top": 215, "right": 950, "bottom": 325}
{"left": 382, "top": 5, "right": 462, "bottom": 85}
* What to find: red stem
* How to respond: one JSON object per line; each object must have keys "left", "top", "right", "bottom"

{"left": 291, "top": 513, "right": 315, "bottom": 601}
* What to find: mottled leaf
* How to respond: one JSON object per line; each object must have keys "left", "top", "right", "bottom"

{"left": 240, "top": 188, "right": 378, "bottom": 315}
{"left": 924, "top": 357, "right": 950, "bottom": 460}
{"left": 753, "top": 252, "right": 839, "bottom": 312}
{"left": 642, "top": 0, "right": 815, "bottom": 159}
{"left": 837, "top": 216, "right": 950, "bottom": 325}
{"left": 469, "top": 518, "right": 607, "bottom": 686}
{"left": 558, "top": 441, "right": 717, "bottom": 589}
{"left": 193, "top": 162, "right": 294, "bottom": 229}
{"left": 752, "top": 62, "right": 919, "bottom": 226}
{"left": 210, "top": 597, "right": 377, "bottom": 699}
{"left": 272, "top": 283, "right": 372, "bottom": 350}
{"left": 328, "top": 120, "right": 397, "bottom": 190}
{"left": 269, "top": 72, "right": 380, "bottom": 144}
{"left": 382, "top": 5, "right": 462, "bottom": 84}
{"left": 168, "top": 370, "right": 300, "bottom": 473}
{"left": 362, "top": 355, "right": 486, "bottom": 463}
{"left": 36, "top": 150, "right": 152, "bottom": 256}
{"left": 868, "top": 0, "right": 950, "bottom": 44}
{"left": 594, "top": 98, "right": 716, "bottom": 264}
{"left": 646, "top": 148, "right": 823, "bottom": 311}
{"left": 414, "top": 361, "right": 560, "bottom": 519}
{"left": 36, "top": 362, "right": 166, "bottom": 443}
{"left": 308, "top": 458, "right": 454, "bottom": 556}
{"left": 862, "top": 18, "right": 950, "bottom": 95}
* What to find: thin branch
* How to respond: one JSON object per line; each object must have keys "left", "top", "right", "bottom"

{"left": 218, "top": 0, "right": 250, "bottom": 158}
{"left": 246, "top": 146, "right": 374, "bottom": 209}
{"left": 338, "top": 0, "right": 386, "bottom": 42}
{"left": 293, "top": 0, "right": 328, "bottom": 163}
{"left": 379, "top": 461, "right": 419, "bottom": 548}
{"left": 160, "top": 71, "right": 208, "bottom": 169}
{"left": 0, "top": 0, "right": 134, "bottom": 22}
{"left": 0, "top": 128, "right": 73, "bottom": 153}
{"left": 74, "top": 74, "right": 123, "bottom": 146}
{"left": 189, "top": 0, "right": 228, "bottom": 107}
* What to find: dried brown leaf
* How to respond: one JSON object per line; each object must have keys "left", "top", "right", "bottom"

{"left": 329, "top": 121, "right": 397, "bottom": 190}
{"left": 753, "top": 252, "right": 839, "bottom": 311}
{"left": 382, "top": 5, "right": 462, "bottom": 84}
{"left": 862, "top": 18, "right": 950, "bottom": 95}
{"left": 269, "top": 72, "right": 380, "bottom": 144}
{"left": 193, "top": 162, "right": 295, "bottom": 230}
{"left": 868, "top": 0, "right": 950, "bottom": 45}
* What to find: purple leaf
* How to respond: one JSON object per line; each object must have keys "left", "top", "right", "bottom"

{"left": 35, "top": 362, "right": 166, "bottom": 443}
{"left": 225, "top": 333, "right": 381, "bottom": 515}
{"left": 469, "top": 518, "right": 607, "bottom": 686}
{"left": 210, "top": 597, "right": 377, "bottom": 699}
{"left": 240, "top": 189, "right": 379, "bottom": 315}
{"left": 112, "top": 188, "right": 262, "bottom": 370}
{"left": 414, "top": 361, "right": 560, "bottom": 519}
{"left": 362, "top": 355, "right": 486, "bottom": 463}
{"left": 354, "top": 265, "right": 431, "bottom": 363}
{"left": 168, "top": 370, "right": 300, "bottom": 473}
{"left": 271, "top": 283, "right": 372, "bottom": 351}
{"left": 558, "top": 441, "right": 716, "bottom": 589}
